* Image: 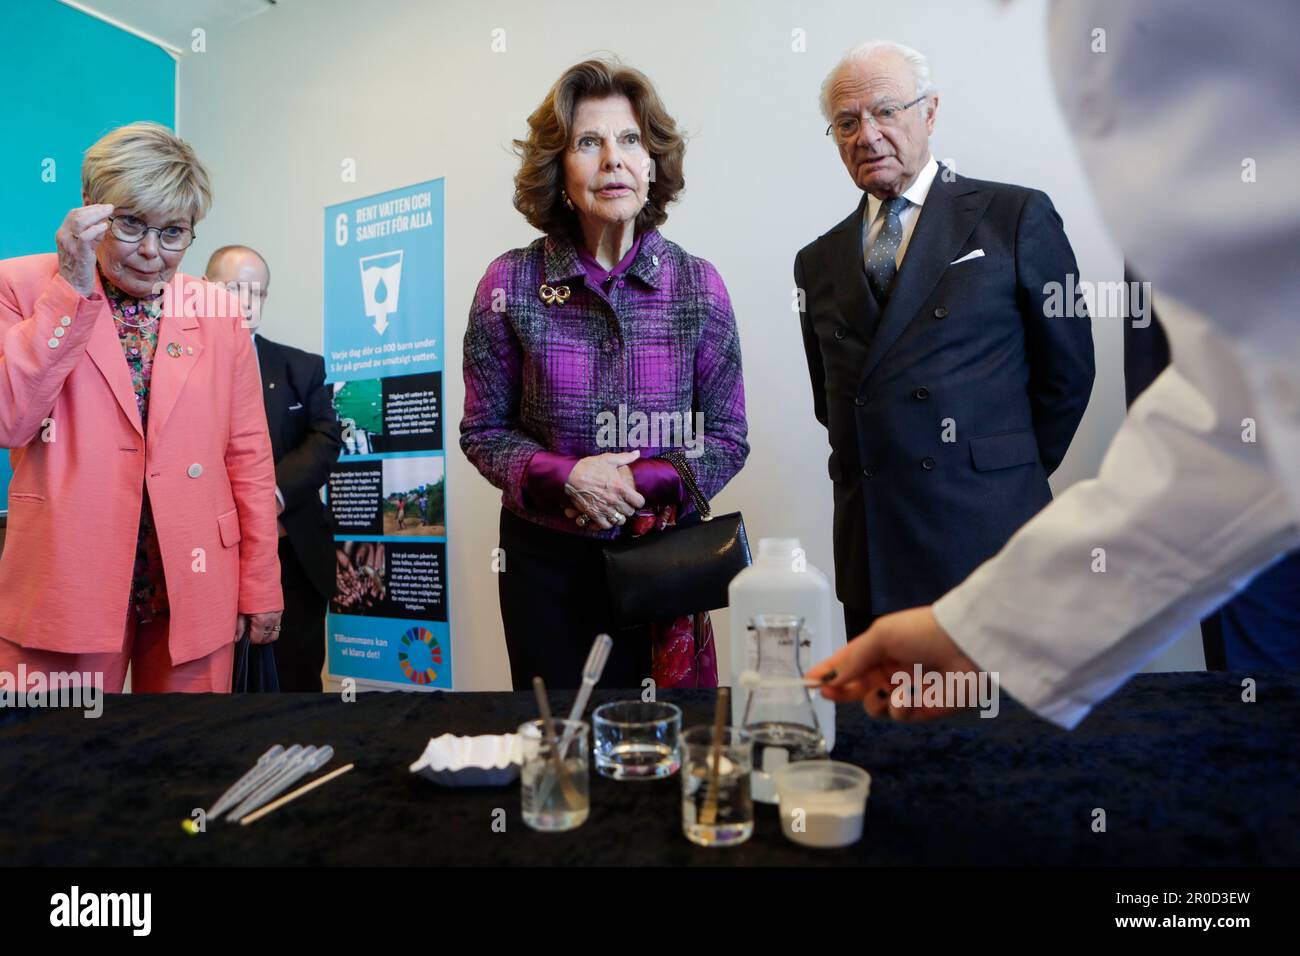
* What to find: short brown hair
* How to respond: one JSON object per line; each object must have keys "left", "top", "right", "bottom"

{"left": 512, "top": 58, "right": 686, "bottom": 235}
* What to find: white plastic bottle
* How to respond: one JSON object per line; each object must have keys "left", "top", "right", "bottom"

{"left": 728, "top": 538, "right": 837, "bottom": 754}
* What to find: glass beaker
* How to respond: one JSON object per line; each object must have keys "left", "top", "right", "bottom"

{"left": 681, "top": 725, "right": 753, "bottom": 847}
{"left": 518, "top": 718, "right": 590, "bottom": 832}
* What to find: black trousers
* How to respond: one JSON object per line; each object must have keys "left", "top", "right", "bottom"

{"left": 844, "top": 604, "right": 875, "bottom": 641}
{"left": 497, "top": 508, "right": 652, "bottom": 691}
{"left": 272, "top": 537, "right": 328, "bottom": 692}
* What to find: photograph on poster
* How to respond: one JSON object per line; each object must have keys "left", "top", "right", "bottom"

{"left": 332, "top": 541, "right": 446, "bottom": 622}
{"left": 334, "top": 372, "right": 442, "bottom": 456}
{"left": 333, "top": 541, "right": 386, "bottom": 615}
{"left": 381, "top": 456, "right": 445, "bottom": 536}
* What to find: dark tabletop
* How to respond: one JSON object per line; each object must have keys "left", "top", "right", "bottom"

{"left": 1, "top": 672, "right": 1296, "bottom": 866}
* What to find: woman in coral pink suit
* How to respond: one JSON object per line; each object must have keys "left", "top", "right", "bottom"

{"left": 0, "top": 122, "right": 282, "bottom": 692}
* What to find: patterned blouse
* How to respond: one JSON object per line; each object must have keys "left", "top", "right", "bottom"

{"left": 460, "top": 228, "right": 749, "bottom": 539}
{"left": 102, "top": 275, "right": 169, "bottom": 622}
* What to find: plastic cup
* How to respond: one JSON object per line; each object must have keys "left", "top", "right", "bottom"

{"left": 772, "top": 760, "right": 870, "bottom": 848}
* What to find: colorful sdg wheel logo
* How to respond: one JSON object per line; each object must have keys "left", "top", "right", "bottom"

{"left": 398, "top": 626, "right": 442, "bottom": 685}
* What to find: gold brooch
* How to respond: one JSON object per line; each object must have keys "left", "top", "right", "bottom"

{"left": 539, "top": 284, "right": 571, "bottom": 306}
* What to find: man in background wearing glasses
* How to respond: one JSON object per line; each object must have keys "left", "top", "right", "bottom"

{"left": 794, "top": 41, "right": 1095, "bottom": 641}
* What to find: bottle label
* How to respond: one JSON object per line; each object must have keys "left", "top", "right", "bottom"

{"left": 745, "top": 626, "right": 811, "bottom": 677}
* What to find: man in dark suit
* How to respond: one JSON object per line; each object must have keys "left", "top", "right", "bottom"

{"left": 206, "top": 245, "right": 342, "bottom": 690}
{"left": 796, "top": 41, "right": 1095, "bottom": 639}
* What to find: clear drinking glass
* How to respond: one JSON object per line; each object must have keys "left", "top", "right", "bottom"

{"left": 680, "top": 725, "right": 753, "bottom": 847}
{"left": 592, "top": 701, "right": 682, "bottom": 780}
{"left": 518, "top": 718, "right": 589, "bottom": 832}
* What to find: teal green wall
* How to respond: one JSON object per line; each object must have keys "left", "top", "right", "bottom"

{"left": 1, "top": 0, "right": 176, "bottom": 506}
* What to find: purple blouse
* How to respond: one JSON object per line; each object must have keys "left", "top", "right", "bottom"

{"left": 461, "top": 228, "right": 749, "bottom": 538}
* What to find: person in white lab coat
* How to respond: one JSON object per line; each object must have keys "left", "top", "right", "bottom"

{"left": 809, "top": 0, "right": 1300, "bottom": 728}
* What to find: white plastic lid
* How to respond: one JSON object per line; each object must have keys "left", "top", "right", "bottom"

{"left": 757, "top": 537, "right": 802, "bottom": 560}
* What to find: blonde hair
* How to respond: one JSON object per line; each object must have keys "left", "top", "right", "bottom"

{"left": 82, "top": 122, "right": 212, "bottom": 224}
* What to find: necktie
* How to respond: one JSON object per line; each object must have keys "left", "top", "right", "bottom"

{"left": 864, "top": 196, "right": 910, "bottom": 307}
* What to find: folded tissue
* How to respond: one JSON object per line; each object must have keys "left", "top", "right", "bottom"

{"left": 410, "top": 733, "right": 524, "bottom": 787}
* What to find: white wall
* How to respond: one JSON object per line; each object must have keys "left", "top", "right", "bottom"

{"left": 177, "top": 0, "right": 1201, "bottom": 690}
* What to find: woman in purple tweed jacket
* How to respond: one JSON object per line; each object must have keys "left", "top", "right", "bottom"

{"left": 461, "top": 58, "right": 749, "bottom": 690}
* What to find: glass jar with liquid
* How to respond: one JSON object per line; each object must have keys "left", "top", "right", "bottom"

{"left": 740, "top": 613, "right": 828, "bottom": 803}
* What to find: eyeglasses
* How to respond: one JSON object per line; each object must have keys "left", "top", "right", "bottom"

{"left": 107, "top": 215, "right": 196, "bottom": 251}
{"left": 825, "top": 95, "right": 928, "bottom": 143}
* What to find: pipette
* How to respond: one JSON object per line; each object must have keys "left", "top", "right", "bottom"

{"left": 533, "top": 634, "right": 612, "bottom": 809}
{"left": 557, "top": 633, "right": 613, "bottom": 760}
{"left": 183, "top": 745, "right": 287, "bottom": 833}
{"left": 737, "top": 669, "right": 833, "bottom": 690}
{"left": 207, "top": 744, "right": 286, "bottom": 818}
{"left": 227, "top": 746, "right": 334, "bottom": 821}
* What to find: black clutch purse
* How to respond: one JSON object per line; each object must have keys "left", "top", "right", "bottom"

{"left": 232, "top": 633, "right": 281, "bottom": 693}
{"left": 602, "top": 451, "right": 750, "bottom": 627}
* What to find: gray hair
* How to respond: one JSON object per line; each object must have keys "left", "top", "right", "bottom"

{"left": 819, "top": 41, "right": 936, "bottom": 122}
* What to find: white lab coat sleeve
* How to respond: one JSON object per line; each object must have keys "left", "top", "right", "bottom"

{"left": 1049, "top": 0, "right": 1300, "bottom": 515}
{"left": 937, "top": 1, "right": 1300, "bottom": 728}
{"left": 933, "top": 293, "right": 1300, "bottom": 729}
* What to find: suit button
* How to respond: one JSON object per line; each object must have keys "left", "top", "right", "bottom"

{"left": 60, "top": 316, "right": 72, "bottom": 327}
{"left": 933, "top": 307, "right": 949, "bottom": 319}
{"left": 834, "top": 327, "right": 846, "bottom": 340}
{"left": 54, "top": 327, "right": 66, "bottom": 338}
{"left": 921, "top": 457, "right": 935, "bottom": 470}
{"left": 187, "top": 463, "right": 203, "bottom": 478}
{"left": 862, "top": 467, "right": 874, "bottom": 478}
{"left": 47, "top": 337, "right": 60, "bottom": 349}
{"left": 854, "top": 397, "right": 865, "bottom": 407}
{"left": 913, "top": 386, "right": 929, "bottom": 400}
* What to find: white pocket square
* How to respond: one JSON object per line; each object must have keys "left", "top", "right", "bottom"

{"left": 949, "top": 248, "right": 985, "bottom": 265}
{"left": 288, "top": 402, "right": 304, "bottom": 410}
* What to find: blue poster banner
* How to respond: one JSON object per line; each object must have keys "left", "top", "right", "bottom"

{"left": 324, "top": 178, "right": 451, "bottom": 689}
{"left": 323, "top": 178, "right": 445, "bottom": 382}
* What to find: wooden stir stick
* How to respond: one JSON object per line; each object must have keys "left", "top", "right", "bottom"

{"left": 699, "top": 687, "right": 730, "bottom": 826}
{"left": 532, "top": 676, "right": 583, "bottom": 810}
